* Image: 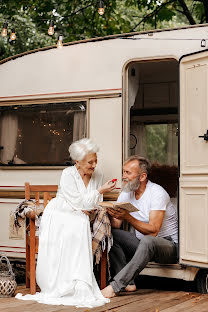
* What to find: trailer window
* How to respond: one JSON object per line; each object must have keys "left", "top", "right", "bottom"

{"left": 0, "top": 101, "right": 86, "bottom": 166}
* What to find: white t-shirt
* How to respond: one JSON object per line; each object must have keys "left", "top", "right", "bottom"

{"left": 117, "top": 180, "right": 178, "bottom": 243}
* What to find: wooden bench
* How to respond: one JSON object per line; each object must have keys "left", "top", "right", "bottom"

{"left": 25, "top": 182, "right": 107, "bottom": 294}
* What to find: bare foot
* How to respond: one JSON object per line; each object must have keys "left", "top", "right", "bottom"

{"left": 125, "top": 285, "right": 137, "bottom": 292}
{"left": 101, "top": 285, "right": 116, "bottom": 298}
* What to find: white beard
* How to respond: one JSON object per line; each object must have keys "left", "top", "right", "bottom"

{"left": 121, "top": 177, "right": 140, "bottom": 193}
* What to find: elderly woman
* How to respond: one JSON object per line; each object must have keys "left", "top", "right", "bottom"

{"left": 16, "top": 138, "right": 116, "bottom": 307}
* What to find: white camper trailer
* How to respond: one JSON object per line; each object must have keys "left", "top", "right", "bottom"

{"left": 0, "top": 23, "right": 208, "bottom": 292}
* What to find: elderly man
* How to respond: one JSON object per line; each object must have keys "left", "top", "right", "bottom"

{"left": 102, "top": 155, "right": 178, "bottom": 298}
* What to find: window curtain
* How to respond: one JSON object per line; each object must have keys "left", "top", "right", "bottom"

{"left": 128, "top": 70, "right": 140, "bottom": 108}
{"left": 167, "top": 123, "right": 178, "bottom": 165}
{"left": 73, "top": 112, "right": 86, "bottom": 142}
{"left": 130, "top": 123, "right": 146, "bottom": 157}
{"left": 0, "top": 112, "right": 18, "bottom": 164}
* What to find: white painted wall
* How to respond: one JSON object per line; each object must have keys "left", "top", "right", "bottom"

{"left": 0, "top": 169, "right": 62, "bottom": 186}
{"left": 0, "top": 199, "right": 26, "bottom": 258}
{"left": 89, "top": 97, "right": 122, "bottom": 184}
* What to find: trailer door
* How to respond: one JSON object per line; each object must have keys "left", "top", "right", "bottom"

{"left": 180, "top": 50, "right": 208, "bottom": 267}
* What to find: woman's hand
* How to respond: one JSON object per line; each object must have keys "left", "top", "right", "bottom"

{"left": 82, "top": 210, "right": 91, "bottom": 216}
{"left": 82, "top": 210, "right": 97, "bottom": 222}
{"left": 98, "top": 180, "right": 117, "bottom": 194}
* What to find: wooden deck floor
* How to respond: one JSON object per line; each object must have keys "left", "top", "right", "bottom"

{"left": 0, "top": 286, "right": 208, "bottom": 312}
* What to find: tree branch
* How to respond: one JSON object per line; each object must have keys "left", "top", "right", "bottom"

{"left": 175, "top": 9, "right": 184, "bottom": 14}
{"left": 131, "top": 0, "right": 175, "bottom": 32}
{"left": 62, "top": 1, "right": 95, "bottom": 18}
{"left": 177, "top": 0, "right": 196, "bottom": 24}
{"left": 202, "top": 0, "right": 208, "bottom": 22}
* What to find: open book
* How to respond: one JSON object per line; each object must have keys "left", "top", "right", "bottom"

{"left": 97, "top": 201, "right": 138, "bottom": 212}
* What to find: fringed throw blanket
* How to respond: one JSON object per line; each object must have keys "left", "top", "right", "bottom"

{"left": 91, "top": 208, "right": 113, "bottom": 278}
{"left": 14, "top": 200, "right": 37, "bottom": 227}
{"left": 9, "top": 200, "right": 42, "bottom": 239}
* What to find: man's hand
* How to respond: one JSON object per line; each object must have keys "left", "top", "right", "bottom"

{"left": 107, "top": 207, "right": 130, "bottom": 220}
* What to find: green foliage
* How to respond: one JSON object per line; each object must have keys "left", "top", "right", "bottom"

{"left": 0, "top": 11, "right": 54, "bottom": 60}
{"left": 0, "top": 0, "right": 207, "bottom": 60}
{"left": 145, "top": 124, "right": 168, "bottom": 164}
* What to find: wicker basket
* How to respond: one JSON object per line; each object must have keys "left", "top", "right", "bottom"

{"left": 0, "top": 253, "right": 17, "bottom": 298}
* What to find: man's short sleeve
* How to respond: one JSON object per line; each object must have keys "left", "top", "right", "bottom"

{"left": 150, "top": 184, "right": 169, "bottom": 211}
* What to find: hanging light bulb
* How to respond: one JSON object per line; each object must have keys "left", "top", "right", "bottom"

{"left": 98, "top": 0, "right": 104, "bottom": 15}
{"left": 48, "top": 20, "right": 54, "bottom": 35}
{"left": 10, "top": 28, "right": 16, "bottom": 41}
{"left": 1, "top": 22, "right": 8, "bottom": 37}
{"left": 57, "top": 35, "right": 63, "bottom": 48}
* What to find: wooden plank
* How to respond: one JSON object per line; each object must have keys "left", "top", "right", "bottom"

{"left": 0, "top": 187, "right": 117, "bottom": 199}
{"left": 160, "top": 294, "right": 208, "bottom": 312}
{"left": 47, "top": 193, "right": 52, "bottom": 201}
{"left": 0, "top": 301, "right": 64, "bottom": 312}
{"left": 103, "top": 192, "right": 119, "bottom": 201}
{"left": 187, "top": 299, "right": 208, "bottom": 312}
{"left": 35, "top": 192, "right": 40, "bottom": 207}
{"left": 43, "top": 192, "right": 48, "bottom": 208}
{"left": 29, "top": 217, "right": 36, "bottom": 295}
{"left": 25, "top": 232, "right": 30, "bottom": 288}
{"left": 0, "top": 289, "right": 154, "bottom": 312}
{"left": 90, "top": 290, "right": 166, "bottom": 312}
{"left": 0, "top": 191, "right": 25, "bottom": 199}
{"left": 0, "top": 191, "right": 116, "bottom": 200}
{"left": 1, "top": 289, "right": 208, "bottom": 312}
{"left": 30, "top": 186, "right": 58, "bottom": 192}
{"left": 25, "top": 183, "right": 30, "bottom": 200}
{"left": 110, "top": 291, "right": 194, "bottom": 312}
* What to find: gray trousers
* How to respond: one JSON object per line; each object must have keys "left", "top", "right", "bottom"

{"left": 110, "top": 229, "right": 178, "bottom": 293}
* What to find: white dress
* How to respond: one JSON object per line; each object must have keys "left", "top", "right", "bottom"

{"left": 16, "top": 166, "right": 110, "bottom": 308}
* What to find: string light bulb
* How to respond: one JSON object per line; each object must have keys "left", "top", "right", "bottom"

{"left": 1, "top": 22, "right": 8, "bottom": 37}
{"left": 98, "top": 0, "right": 104, "bottom": 15}
{"left": 57, "top": 35, "right": 63, "bottom": 48}
{"left": 48, "top": 20, "right": 54, "bottom": 35}
{"left": 10, "top": 28, "right": 16, "bottom": 41}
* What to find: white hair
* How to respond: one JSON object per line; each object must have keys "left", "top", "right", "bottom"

{"left": 69, "top": 138, "right": 99, "bottom": 161}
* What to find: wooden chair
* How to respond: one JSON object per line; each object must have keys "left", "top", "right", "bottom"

{"left": 25, "top": 182, "right": 58, "bottom": 294}
{"left": 25, "top": 182, "right": 107, "bottom": 294}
